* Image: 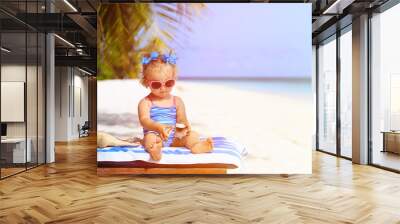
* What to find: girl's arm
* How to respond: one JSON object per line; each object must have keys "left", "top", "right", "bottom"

{"left": 138, "top": 99, "right": 171, "bottom": 140}
{"left": 175, "top": 96, "right": 191, "bottom": 132}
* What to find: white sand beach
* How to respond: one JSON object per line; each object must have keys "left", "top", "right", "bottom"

{"left": 98, "top": 79, "right": 313, "bottom": 174}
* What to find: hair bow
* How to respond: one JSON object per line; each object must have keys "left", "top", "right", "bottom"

{"left": 141, "top": 51, "right": 159, "bottom": 65}
{"left": 162, "top": 54, "right": 177, "bottom": 65}
{"left": 141, "top": 51, "right": 177, "bottom": 65}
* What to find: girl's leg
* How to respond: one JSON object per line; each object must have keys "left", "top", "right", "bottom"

{"left": 143, "top": 132, "right": 163, "bottom": 161}
{"left": 97, "top": 132, "right": 139, "bottom": 148}
{"left": 182, "top": 131, "right": 213, "bottom": 154}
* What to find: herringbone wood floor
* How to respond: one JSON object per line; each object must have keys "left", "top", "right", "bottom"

{"left": 1, "top": 135, "right": 400, "bottom": 224}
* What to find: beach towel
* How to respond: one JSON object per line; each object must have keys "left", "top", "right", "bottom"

{"left": 97, "top": 137, "right": 247, "bottom": 168}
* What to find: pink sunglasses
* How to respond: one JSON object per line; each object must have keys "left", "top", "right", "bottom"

{"left": 147, "top": 79, "right": 175, "bottom": 89}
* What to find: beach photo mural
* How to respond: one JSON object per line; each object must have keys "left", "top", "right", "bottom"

{"left": 97, "top": 3, "right": 312, "bottom": 174}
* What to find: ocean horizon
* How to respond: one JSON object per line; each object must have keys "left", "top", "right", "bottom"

{"left": 178, "top": 78, "right": 312, "bottom": 99}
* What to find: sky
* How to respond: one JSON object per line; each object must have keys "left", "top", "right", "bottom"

{"left": 168, "top": 3, "right": 312, "bottom": 78}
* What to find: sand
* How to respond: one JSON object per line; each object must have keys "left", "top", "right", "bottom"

{"left": 98, "top": 79, "right": 313, "bottom": 174}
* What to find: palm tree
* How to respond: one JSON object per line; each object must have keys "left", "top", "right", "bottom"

{"left": 97, "top": 3, "right": 207, "bottom": 80}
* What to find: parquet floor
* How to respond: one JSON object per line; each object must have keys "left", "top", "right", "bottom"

{"left": 1, "top": 135, "right": 400, "bottom": 223}
{"left": 1, "top": 167, "right": 26, "bottom": 178}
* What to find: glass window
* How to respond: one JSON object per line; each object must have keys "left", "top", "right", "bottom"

{"left": 318, "top": 35, "right": 337, "bottom": 154}
{"left": 0, "top": 1, "right": 46, "bottom": 179}
{"left": 38, "top": 32, "right": 45, "bottom": 165}
{"left": 339, "top": 28, "right": 352, "bottom": 158}
{"left": 1, "top": 30, "right": 28, "bottom": 178}
{"left": 371, "top": 3, "right": 400, "bottom": 171}
{"left": 312, "top": 45, "right": 317, "bottom": 150}
{"left": 27, "top": 30, "right": 38, "bottom": 169}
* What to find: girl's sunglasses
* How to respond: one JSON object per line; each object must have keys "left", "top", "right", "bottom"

{"left": 147, "top": 79, "right": 175, "bottom": 89}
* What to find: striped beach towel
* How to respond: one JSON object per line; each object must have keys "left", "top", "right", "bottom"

{"left": 97, "top": 137, "right": 247, "bottom": 168}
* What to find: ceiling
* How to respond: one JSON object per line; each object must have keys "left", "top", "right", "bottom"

{"left": 0, "top": 0, "right": 394, "bottom": 74}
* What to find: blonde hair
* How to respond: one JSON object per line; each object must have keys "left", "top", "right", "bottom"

{"left": 139, "top": 53, "right": 178, "bottom": 87}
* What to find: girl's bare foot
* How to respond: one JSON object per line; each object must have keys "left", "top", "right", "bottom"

{"left": 191, "top": 137, "right": 213, "bottom": 154}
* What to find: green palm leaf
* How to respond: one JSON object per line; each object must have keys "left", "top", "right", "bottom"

{"left": 98, "top": 3, "right": 207, "bottom": 80}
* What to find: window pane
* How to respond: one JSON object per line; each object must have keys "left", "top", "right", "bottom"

{"left": 371, "top": 3, "right": 400, "bottom": 171}
{"left": 1, "top": 30, "right": 27, "bottom": 177}
{"left": 38, "top": 32, "right": 45, "bottom": 165}
{"left": 340, "top": 29, "right": 352, "bottom": 158}
{"left": 318, "top": 37, "right": 337, "bottom": 154}
{"left": 0, "top": 0, "right": 46, "bottom": 179}
{"left": 27, "top": 30, "right": 38, "bottom": 169}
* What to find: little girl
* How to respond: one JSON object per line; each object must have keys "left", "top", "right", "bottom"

{"left": 138, "top": 51, "right": 213, "bottom": 161}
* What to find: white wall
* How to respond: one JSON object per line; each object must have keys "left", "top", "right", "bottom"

{"left": 1, "top": 65, "right": 26, "bottom": 139}
{"left": 55, "top": 67, "right": 89, "bottom": 141}
{"left": 55, "top": 66, "right": 69, "bottom": 141}
{"left": 1, "top": 65, "right": 40, "bottom": 138}
{"left": 73, "top": 72, "right": 89, "bottom": 137}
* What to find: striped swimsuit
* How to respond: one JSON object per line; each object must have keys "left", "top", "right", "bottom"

{"left": 143, "top": 96, "right": 177, "bottom": 147}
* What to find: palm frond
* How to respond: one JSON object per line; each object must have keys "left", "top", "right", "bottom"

{"left": 98, "top": 3, "right": 207, "bottom": 80}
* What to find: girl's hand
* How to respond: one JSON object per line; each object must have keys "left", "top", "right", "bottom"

{"left": 174, "top": 122, "right": 190, "bottom": 138}
{"left": 157, "top": 124, "right": 173, "bottom": 141}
